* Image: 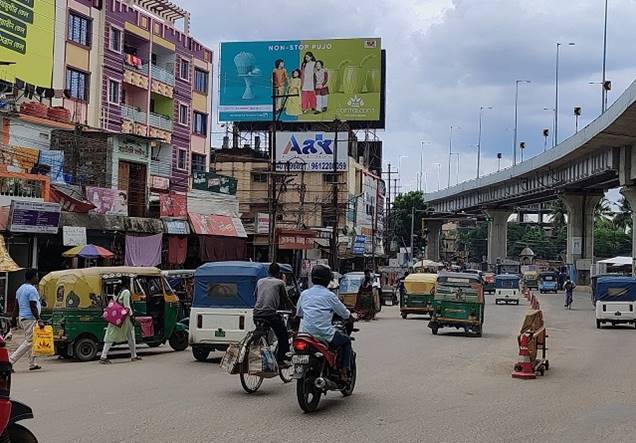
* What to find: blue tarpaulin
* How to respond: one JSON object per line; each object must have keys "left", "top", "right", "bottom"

{"left": 38, "top": 150, "right": 66, "bottom": 184}
{"left": 595, "top": 276, "right": 636, "bottom": 302}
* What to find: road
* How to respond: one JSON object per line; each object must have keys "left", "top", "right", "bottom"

{"left": 10, "top": 289, "right": 636, "bottom": 443}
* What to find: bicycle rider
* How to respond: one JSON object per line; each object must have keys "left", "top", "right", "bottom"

{"left": 253, "top": 263, "right": 294, "bottom": 367}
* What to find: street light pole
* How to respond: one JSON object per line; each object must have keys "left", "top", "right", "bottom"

{"left": 410, "top": 205, "right": 415, "bottom": 265}
{"left": 513, "top": 80, "right": 530, "bottom": 166}
{"left": 601, "top": 0, "right": 609, "bottom": 113}
{"left": 477, "top": 106, "right": 492, "bottom": 178}
{"left": 432, "top": 162, "right": 441, "bottom": 191}
{"left": 398, "top": 155, "right": 408, "bottom": 195}
{"left": 554, "top": 42, "right": 575, "bottom": 147}
{"left": 447, "top": 125, "right": 456, "bottom": 188}
{"left": 418, "top": 141, "right": 430, "bottom": 192}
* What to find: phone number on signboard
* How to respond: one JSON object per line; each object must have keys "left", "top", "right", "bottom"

{"left": 278, "top": 161, "right": 346, "bottom": 171}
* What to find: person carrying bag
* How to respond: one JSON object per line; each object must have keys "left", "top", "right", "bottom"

{"left": 99, "top": 282, "right": 141, "bottom": 364}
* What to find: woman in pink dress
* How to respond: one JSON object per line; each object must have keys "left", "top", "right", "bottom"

{"left": 300, "top": 52, "right": 317, "bottom": 113}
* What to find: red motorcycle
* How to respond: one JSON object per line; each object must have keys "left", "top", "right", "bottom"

{"left": 0, "top": 334, "right": 38, "bottom": 443}
{"left": 291, "top": 318, "right": 357, "bottom": 413}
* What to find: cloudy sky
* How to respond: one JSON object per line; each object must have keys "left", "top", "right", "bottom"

{"left": 180, "top": 0, "right": 634, "bottom": 195}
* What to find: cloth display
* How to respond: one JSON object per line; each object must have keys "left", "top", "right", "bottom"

{"left": 168, "top": 236, "right": 187, "bottom": 265}
{"left": 125, "top": 233, "right": 163, "bottom": 266}
{"left": 198, "top": 236, "right": 246, "bottom": 262}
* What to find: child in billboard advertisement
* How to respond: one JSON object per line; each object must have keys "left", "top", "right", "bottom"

{"left": 272, "top": 59, "right": 288, "bottom": 111}
{"left": 286, "top": 69, "right": 302, "bottom": 116}
{"left": 314, "top": 60, "right": 329, "bottom": 113}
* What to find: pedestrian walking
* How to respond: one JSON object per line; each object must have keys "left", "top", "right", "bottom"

{"left": 10, "top": 269, "right": 44, "bottom": 371}
{"left": 100, "top": 281, "right": 141, "bottom": 364}
{"left": 564, "top": 278, "right": 575, "bottom": 309}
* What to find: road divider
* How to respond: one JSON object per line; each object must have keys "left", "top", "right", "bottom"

{"left": 512, "top": 295, "right": 549, "bottom": 380}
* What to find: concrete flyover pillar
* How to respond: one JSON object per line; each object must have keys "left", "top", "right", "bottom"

{"left": 485, "top": 209, "right": 511, "bottom": 266}
{"left": 424, "top": 220, "right": 444, "bottom": 262}
{"left": 559, "top": 192, "right": 603, "bottom": 285}
{"left": 620, "top": 186, "right": 636, "bottom": 274}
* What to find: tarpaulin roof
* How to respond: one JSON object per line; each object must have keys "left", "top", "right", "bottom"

{"left": 597, "top": 256, "right": 632, "bottom": 266}
{"left": 595, "top": 276, "right": 636, "bottom": 302}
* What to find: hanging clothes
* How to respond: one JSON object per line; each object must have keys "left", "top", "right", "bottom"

{"left": 168, "top": 236, "right": 188, "bottom": 265}
{"left": 198, "top": 236, "right": 246, "bottom": 262}
{"left": 125, "top": 234, "right": 162, "bottom": 267}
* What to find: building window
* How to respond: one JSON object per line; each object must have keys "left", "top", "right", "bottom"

{"left": 179, "top": 59, "right": 190, "bottom": 81}
{"left": 191, "top": 153, "right": 207, "bottom": 173}
{"left": 178, "top": 104, "right": 189, "bottom": 126}
{"left": 177, "top": 149, "right": 187, "bottom": 170}
{"left": 323, "top": 173, "right": 338, "bottom": 183}
{"left": 192, "top": 112, "right": 207, "bottom": 136}
{"left": 108, "top": 79, "right": 120, "bottom": 104}
{"left": 68, "top": 12, "right": 91, "bottom": 46}
{"left": 252, "top": 172, "right": 267, "bottom": 183}
{"left": 66, "top": 68, "right": 89, "bottom": 101}
{"left": 109, "top": 26, "right": 122, "bottom": 52}
{"left": 194, "top": 68, "right": 208, "bottom": 93}
{"left": 321, "top": 206, "right": 336, "bottom": 227}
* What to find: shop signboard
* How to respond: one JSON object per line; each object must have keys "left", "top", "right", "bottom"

{"left": 275, "top": 131, "right": 347, "bottom": 172}
{"left": 219, "top": 38, "right": 382, "bottom": 123}
{"left": 9, "top": 201, "right": 61, "bottom": 234}
{"left": 278, "top": 229, "right": 315, "bottom": 250}
{"left": 192, "top": 172, "right": 237, "bottom": 195}
{"left": 189, "top": 213, "right": 247, "bottom": 238}
{"left": 63, "top": 226, "right": 86, "bottom": 246}
{"left": 160, "top": 193, "right": 187, "bottom": 218}
{"left": 0, "top": 0, "right": 55, "bottom": 86}
{"left": 86, "top": 187, "right": 128, "bottom": 216}
{"left": 163, "top": 218, "right": 190, "bottom": 235}
{"left": 256, "top": 212, "right": 270, "bottom": 234}
{"left": 352, "top": 235, "right": 366, "bottom": 255}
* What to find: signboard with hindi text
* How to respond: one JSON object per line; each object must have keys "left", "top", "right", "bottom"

{"left": 9, "top": 201, "right": 60, "bottom": 234}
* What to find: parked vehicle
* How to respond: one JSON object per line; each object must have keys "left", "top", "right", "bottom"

{"left": 593, "top": 276, "right": 636, "bottom": 329}
{"left": 292, "top": 317, "right": 357, "bottom": 413}
{"left": 523, "top": 271, "right": 539, "bottom": 289}
{"left": 538, "top": 271, "right": 559, "bottom": 293}
{"left": 483, "top": 273, "right": 495, "bottom": 294}
{"left": 189, "top": 262, "right": 299, "bottom": 362}
{"left": 40, "top": 267, "right": 188, "bottom": 361}
{"left": 494, "top": 274, "right": 521, "bottom": 305}
{"left": 162, "top": 270, "right": 195, "bottom": 322}
{"left": 338, "top": 272, "right": 367, "bottom": 309}
{"left": 429, "top": 272, "right": 484, "bottom": 336}
{"left": 400, "top": 273, "right": 437, "bottom": 319}
{"left": 0, "top": 336, "right": 38, "bottom": 442}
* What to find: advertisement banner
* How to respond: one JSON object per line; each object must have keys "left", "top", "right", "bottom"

{"left": 0, "top": 0, "right": 55, "bottom": 86}
{"left": 275, "top": 131, "right": 347, "bottom": 172}
{"left": 9, "top": 201, "right": 61, "bottom": 234}
{"left": 256, "top": 213, "right": 270, "bottom": 234}
{"left": 86, "top": 187, "right": 128, "bottom": 216}
{"left": 63, "top": 226, "right": 86, "bottom": 246}
{"left": 352, "top": 235, "right": 366, "bottom": 255}
{"left": 189, "top": 213, "right": 247, "bottom": 238}
{"left": 192, "top": 172, "right": 238, "bottom": 195}
{"left": 219, "top": 38, "right": 381, "bottom": 123}
{"left": 278, "top": 229, "right": 315, "bottom": 250}
{"left": 160, "top": 193, "right": 187, "bottom": 219}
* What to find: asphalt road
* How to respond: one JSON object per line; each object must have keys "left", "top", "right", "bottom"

{"left": 10, "top": 289, "right": 636, "bottom": 443}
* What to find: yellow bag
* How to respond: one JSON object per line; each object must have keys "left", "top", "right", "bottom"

{"left": 32, "top": 325, "right": 55, "bottom": 356}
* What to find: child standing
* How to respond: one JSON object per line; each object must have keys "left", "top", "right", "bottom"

{"left": 272, "top": 59, "right": 288, "bottom": 112}
{"left": 286, "top": 69, "right": 302, "bottom": 116}
{"left": 314, "top": 60, "right": 329, "bottom": 113}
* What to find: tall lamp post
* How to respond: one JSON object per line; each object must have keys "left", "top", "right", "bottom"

{"left": 398, "top": 155, "right": 408, "bottom": 195}
{"left": 477, "top": 106, "right": 493, "bottom": 179}
{"left": 447, "top": 125, "right": 459, "bottom": 188}
{"left": 543, "top": 107, "right": 556, "bottom": 147}
{"left": 554, "top": 42, "right": 576, "bottom": 147}
{"left": 497, "top": 152, "right": 502, "bottom": 172}
{"left": 432, "top": 162, "right": 441, "bottom": 191}
{"left": 601, "top": 0, "right": 609, "bottom": 113}
{"left": 419, "top": 141, "right": 431, "bottom": 192}
{"left": 513, "top": 80, "right": 530, "bottom": 166}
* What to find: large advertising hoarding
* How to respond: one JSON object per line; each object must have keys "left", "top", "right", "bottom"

{"left": 0, "top": 0, "right": 55, "bottom": 86}
{"left": 275, "top": 131, "right": 347, "bottom": 172}
{"left": 219, "top": 38, "right": 382, "bottom": 123}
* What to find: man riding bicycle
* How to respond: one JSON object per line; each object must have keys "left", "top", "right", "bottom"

{"left": 253, "top": 263, "right": 294, "bottom": 366}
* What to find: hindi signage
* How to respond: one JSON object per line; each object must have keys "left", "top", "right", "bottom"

{"left": 63, "top": 226, "right": 86, "bottom": 246}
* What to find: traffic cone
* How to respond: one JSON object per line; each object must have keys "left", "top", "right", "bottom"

{"left": 512, "top": 333, "right": 536, "bottom": 379}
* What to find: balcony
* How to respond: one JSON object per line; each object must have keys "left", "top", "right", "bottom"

{"left": 121, "top": 105, "right": 147, "bottom": 124}
{"left": 149, "top": 112, "right": 172, "bottom": 131}
{"left": 148, "top": 64, "right": 175, "bottom": 86}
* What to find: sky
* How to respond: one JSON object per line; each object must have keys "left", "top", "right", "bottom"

{"left": 179, "top": 0, "right": 634, "bottom": 197}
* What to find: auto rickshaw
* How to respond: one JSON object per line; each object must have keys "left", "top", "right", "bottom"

{"left": 522, "top": 271, "right": 539, "bottom": 289}
{"left": 538, "top": 271, "right": 558, "bottom": 293}
{"left": 483, "top": 273, "right": 495, "bottom": 294}
{"left": 429, "top": 272, "right": 484, "bottom": 336}
{"left": 593, "top": 275, "right": 636, "bottom": 329}
{"left": 40, "top": 267, "right": 189, "bottom": 361}
{"left": 400, "top": 273, "right": 437, "bottom": 319}
{"left": 494, "top": 274, "right": 521, "bottom": 305}
{"left": 162, "top": 270, "right": 195, "bottom": 321}
{"left": 338, "top": 272, "right": 366, "bottom": 309}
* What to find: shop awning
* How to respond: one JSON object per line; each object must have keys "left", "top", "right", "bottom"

{"left": 314, "top": 238, "right": 330, "bottom": 248}
{"left": 188, "top": 213, "right": 247, "bottom": 238}
{"left": 61, "top": 212, "right": 164, "bottom": 233}
{"left": 50, "top": 184, "right": 96, "bottom": 213}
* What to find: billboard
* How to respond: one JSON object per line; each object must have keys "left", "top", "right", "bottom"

{"left": 0, "top": 0, "right": 55, "bottom": 86}
{"left": 219, "top": 38, "right": 381, "bottom": 123}
{"left": 9, "top": 201, "right": 61, "bottom": 234}
{"left": 276, "top": 131, "right": 347, "bottom": 172}
{"left": 86, "top": 187, "right": 128, "bottom": 216}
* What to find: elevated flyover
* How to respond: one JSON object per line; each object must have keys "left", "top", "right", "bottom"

{"left": 423, "top": 78, "right": 636, "bottom": 281}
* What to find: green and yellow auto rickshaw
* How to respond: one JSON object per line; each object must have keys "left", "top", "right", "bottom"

{"left": 523, "top": 271, "right": 539, "bottom": 290}
{"left": 429, "top": 272, "right": 485, "bottom": 337}
{"left": 400, "top": 273, "right": 437, "bottom": 319}
{"left": 40, "top": 267, "right": 188, "bottom": 361}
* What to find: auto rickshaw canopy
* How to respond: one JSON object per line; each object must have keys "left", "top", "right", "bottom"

{"left": 404, "top": 273, "right": 437, "bottom": 295}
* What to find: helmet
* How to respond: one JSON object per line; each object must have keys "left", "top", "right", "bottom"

{"left": 311, "top": 264, "right": 333, "bottom": 287}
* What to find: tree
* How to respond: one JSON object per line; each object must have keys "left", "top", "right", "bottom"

{"left": 456, "top": 222, "right": 488, "bottom": 262}
{"left": 549, "top": 199, "right": 567, "bottom": 230}
{"left": 595, "top": 216, "right": 632, "bottom": 258}
{"left": 390, "top": 191, "right": 427, "bottom": 255}
{"left": 594, "top": 197, "right": 613, "bottom": 222}
{"left": 613, "top": 195, "right": 632, "bottom": 233}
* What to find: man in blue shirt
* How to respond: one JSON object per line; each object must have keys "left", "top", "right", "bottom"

{"left": 10, "top": 269, "right": 43, "bottom": 370}
{"left": 296, "top": 265, "right": 352, "bottom": 376}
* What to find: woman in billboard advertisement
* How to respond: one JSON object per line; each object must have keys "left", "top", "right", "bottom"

{"left": 300, "top": 51, "right": 317, "bottom": 113}
{"left": 314, "top": 60, "right": 329, "bottom": 113}
{"left": 286, "top": 69, "right": 302, "bottom": 116}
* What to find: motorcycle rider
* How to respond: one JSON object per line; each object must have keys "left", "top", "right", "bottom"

{"left": 253, "top": 263, "right": 294, "bottom": 366}
{"left": 296, "top": 264, "right": 353, "bottom": 379}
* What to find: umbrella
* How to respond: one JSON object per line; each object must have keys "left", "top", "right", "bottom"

{"left": 63, "top": 244, "right": 114, "bottom": 259}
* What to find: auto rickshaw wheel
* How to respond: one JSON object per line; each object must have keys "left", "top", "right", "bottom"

{"left": 74, "top": 336, "right": 98, "bottom": 362}
{"left": 596, "top": 320, "right": 601, "bottom": 329}
{"left": 401, "top": 313, "right": 407, "bottom": 319}
{"left": 168, "top": 331, "right": 189, "bottom": 352}
{"left": 3, "top": 424, "right": 38, "bottom": 443}
{"left": 192, "top": 346, "right": 210, "bottom": 362}
{"left": 431, "top": 326, "right": 438, "bottom": 335}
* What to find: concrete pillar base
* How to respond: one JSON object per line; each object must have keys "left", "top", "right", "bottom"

{"left": 424, "top": 220, "right": 443, "bottom": 262}
{"left": 485, "top": 209, "right": 511, "bottom": 267}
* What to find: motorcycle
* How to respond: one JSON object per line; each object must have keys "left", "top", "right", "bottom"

{"left": 291, "top": 317, "right": 358, "bottom": 413}
{"left": 0, "top": 331, "right": 38, "bottom": 443}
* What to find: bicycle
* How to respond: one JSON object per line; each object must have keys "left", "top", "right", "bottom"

{"left": 239, "top": 311, "right": 294, "bottom": 394}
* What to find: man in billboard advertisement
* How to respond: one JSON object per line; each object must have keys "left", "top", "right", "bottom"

{"left": 219, "top": 38, "right": 381, "bottom": 123}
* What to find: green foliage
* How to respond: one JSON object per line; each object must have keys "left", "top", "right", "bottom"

{"left": 509, "top": 224, "right": 566, "bottom": 260}
{"left": 594, "top": 216, "right": 632, "bottom": 258}
{"left": 391, "top": 191, "right": 427, "bottom": 251}
{"left": 456, "top": 222, "right": 487, "bottom": 261}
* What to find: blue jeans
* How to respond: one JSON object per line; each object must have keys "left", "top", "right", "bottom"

{"left": 330, "top": 331, "right": 352, "bottom": 370}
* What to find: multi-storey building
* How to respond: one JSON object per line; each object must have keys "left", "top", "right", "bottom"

{"left": 51, "top": 0, "right": 213, "bottom": 193}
